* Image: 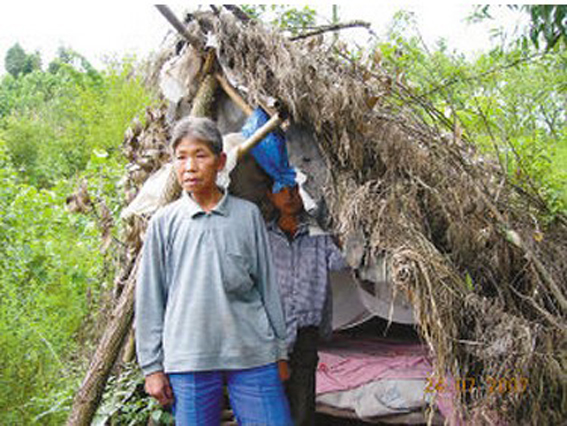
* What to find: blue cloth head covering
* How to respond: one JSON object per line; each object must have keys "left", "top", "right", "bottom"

{"left": 241, "top": 107, "right": 296, "bottom": 193}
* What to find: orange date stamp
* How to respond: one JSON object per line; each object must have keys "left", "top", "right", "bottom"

{"left": 425, "top": 376, "right": 528, "bottom": 395}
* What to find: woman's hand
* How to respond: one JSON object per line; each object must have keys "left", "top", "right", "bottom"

{"left": 278, "top": 360, "right": 291, "bottom": 382}
{"left": 145, "top": 371, "right": 174, "bottom": 407}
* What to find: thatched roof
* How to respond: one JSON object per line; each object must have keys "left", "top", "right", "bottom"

{"left": 121, "top": 8, "right": 566, "bottom": 425}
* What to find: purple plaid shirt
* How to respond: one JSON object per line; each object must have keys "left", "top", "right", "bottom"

{"left": 267, "top": 218, "right": 347, "bottom": 350}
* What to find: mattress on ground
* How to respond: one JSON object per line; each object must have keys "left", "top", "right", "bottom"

{"left": 316, "top": 335, "right": 453, "bottom": 422}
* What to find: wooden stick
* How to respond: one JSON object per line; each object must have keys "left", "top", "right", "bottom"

{"left": 155, "top": 5, "right": 201, "bottom": 47}
{"left": 215, "top": 73, "right": 254, "bottom": 116}
{"left": 222, "top": 5, "right": 252, "bottom": 23}
{"left": 191, "top": 74, "right": 218, "bottom": 118}
{"left": 215, "top": 73, "right": 282, "bottom": 128}
{"left": 202, "top": 49, "right": 217, "bottom": 75}
{"left": 290, "top": 20, "right": 372, "bottom": 41}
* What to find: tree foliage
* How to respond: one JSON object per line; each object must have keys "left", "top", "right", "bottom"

{"left": 370, "top": 10, "right": 567, "bottom": 217}
{"left": 241, "top": 4, "right": 317, "bottom": 35}
{"left": 518, "top": 5, "right": 566, "bottom": 50}
{"left": 0, "top": 50, "right": 155, "bottom": 424}
{"left": 4, "top": 43, "right": 42, "bottom": 77}
{"left": 0, "top": 145, "right": 102, "bottom": 423}
{"left": 471, "top": 5, "right": 567, "bottom": 51}
{"left": 0, "top": 55, "right": 150, "bottom": 188}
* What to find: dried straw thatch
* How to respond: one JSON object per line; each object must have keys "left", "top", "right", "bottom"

{"left": 119, "top": 8, "right": 566, "bottom": 425}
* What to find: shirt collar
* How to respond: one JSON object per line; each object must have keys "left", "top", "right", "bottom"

{"left": 268, "top": 213, "right": 329, "bottom": 239}
{"left": 182, "top": 189, "right": 229, "bottom": 218}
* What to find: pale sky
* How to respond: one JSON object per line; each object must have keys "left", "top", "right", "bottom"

{"left": 0, "top": 2, "right": 529, "bottom": 74}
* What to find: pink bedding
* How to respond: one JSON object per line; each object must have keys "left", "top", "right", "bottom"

{"left": 317, "top": 336, "right": 432, "bottom": 394}
{"left": 316, "top": 335, "right": 458, "bottom": 423}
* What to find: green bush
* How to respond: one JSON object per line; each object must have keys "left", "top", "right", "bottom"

{"left": 0, "top": 54, "right": 155, "bottom": 424}
{"left": 0, "top": 57, "right": 152, "bottom": 188}
{"left": 0, "top": 142, "right": 100, "bottom": 423}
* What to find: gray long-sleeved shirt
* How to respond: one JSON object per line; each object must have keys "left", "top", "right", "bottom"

{"left": 135, "top": 191, "right": 288, "bottom": 376}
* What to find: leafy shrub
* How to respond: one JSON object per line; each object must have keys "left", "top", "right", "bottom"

{"left": 0, "top": 142, "right": 102, "bottom": 423}
{"left": 0, "top": 57, "right": 152, "bottom": 188}
{"left": 0, "top": 55, "right": 155, "bottom": 424}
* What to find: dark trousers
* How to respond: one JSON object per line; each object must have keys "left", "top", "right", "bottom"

{"left": 285, "top": 326, "right": 319, "bottom": 426}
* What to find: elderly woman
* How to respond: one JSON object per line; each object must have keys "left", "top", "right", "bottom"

{"left": 135, "top": 116, "right": 292, "bottom": 426}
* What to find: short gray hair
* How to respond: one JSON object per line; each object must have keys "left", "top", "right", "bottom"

{"left": 170, "top": 116, "right": 223, "bottom": 155}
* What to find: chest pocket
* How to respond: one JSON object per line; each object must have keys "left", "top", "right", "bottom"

{"left": 222, "top": 250, "right": 254, "bottom": 295}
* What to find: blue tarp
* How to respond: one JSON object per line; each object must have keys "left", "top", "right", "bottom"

{"left": 241, "top": 107, "right": 296, "bottom": 193}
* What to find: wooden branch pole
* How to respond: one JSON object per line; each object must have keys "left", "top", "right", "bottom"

{"left": 215, "top": 73, "right": 254, "bottom": 116}
{"left": 214, "top": 72, "right": 283, "bottom": 130}
{"left": 191, "top": 74, "right": 218, "bottom": 118}
{"left": 290, "top": 20, "right": 371, "bottom": 41}
{"left": 66, "top": 259, "right": 140, "bottom": 426}
{"left": 155, "top": 4, "right": 201, "bottom": 47}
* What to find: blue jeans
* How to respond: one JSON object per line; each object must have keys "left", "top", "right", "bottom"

{"left": 169, "top": 363, "right": 293, "bottom": 426}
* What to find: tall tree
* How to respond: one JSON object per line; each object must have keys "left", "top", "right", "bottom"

{"left": 4, "top": 43, "right": 41, "bottom": 77}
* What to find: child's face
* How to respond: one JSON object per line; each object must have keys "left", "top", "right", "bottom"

{"left": 174, "top": 136, "right": 226, "bottom": 195}
{"left": 268, "top": 185, "right": 303, "bottom": 216}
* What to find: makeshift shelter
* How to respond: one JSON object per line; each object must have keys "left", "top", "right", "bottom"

{"left": 68, "top": 6, "right": 566, "bottom": 426}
